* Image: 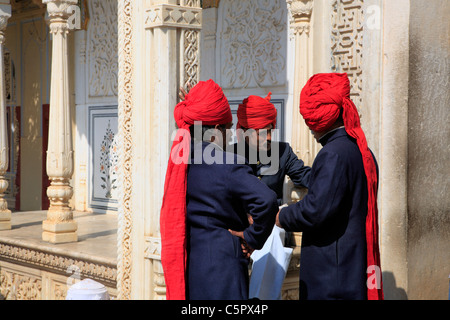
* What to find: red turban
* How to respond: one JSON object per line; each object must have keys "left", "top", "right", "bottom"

{"left": 300, "top": 73, "right": 384, "bottom": 300}
{"left": 237, "top": 92, "right": 277, "bottom": 130}
{"left": 160, "top": 79, "right": 231, "bottom": 300}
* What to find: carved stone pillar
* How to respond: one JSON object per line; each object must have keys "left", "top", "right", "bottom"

{"left": 287, "top": 0, "right": 319, "bottom": 167}
{"left": 42, "top": 0, "right": 78, "bottom": 243}
{"left": 142, "top": 0, "right": 201, "bottom": 300}
{"left": 0, "top": 3, "right": 11, "bottom": 231}
{"left": 282, "top": 1, "right": 315, "bottom": 299}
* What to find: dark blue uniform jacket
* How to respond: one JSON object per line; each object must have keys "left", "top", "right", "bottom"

{"left": 233, "top": 141, "right": 311, "bottom": 205}
{"left": 186, "top": 141, "right": 278, "bottom": 300}
{"left": 279, "top": 128, "right": 378, "bottom": 300}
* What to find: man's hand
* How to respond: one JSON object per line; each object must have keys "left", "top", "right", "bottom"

{"left": 275, "top": 208, "right": 287, "bottom": 228}
{"left": 247, "top": 213, "right": 253, "bottom": 225}
{"left": 275, "top": 209, "right": 282, "bottom": 228}
{"left": 178, "top": 82, "right": 193, "bottom": 101}
{"left": 228, "top": 229, "right": 254, "bottom": 259}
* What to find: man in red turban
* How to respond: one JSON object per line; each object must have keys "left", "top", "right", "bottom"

{"left": 236, "top": 92, "right": 277, "bottom": 150}
{"left": 160, "top": 79, "right": 278, "bottom": 300}
{"left": 276, "top": 73, "right": 384, "bottom": 300}
{"left": 234, "top": 93, "right": 311, "bottom": 205}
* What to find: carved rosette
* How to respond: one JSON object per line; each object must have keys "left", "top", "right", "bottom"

{"left": 0, "top": 4, "right": 11, "bottom": 231}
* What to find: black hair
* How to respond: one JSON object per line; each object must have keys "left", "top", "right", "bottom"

{"left": 189, "top": 123, "right": 227, "bottom": 142}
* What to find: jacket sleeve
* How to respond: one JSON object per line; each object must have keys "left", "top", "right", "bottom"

{"left": 284, "top": 144, "right": 312, "bottom": 189}
{"left": 228, "top": 163, "right": 278, "bottom": 250}
{"left": 278, "top": 150, "right": 347, "bottom": 232}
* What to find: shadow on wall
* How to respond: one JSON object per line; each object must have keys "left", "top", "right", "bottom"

{"left": 382, "top": 271, "right": 408, "bottom": 300}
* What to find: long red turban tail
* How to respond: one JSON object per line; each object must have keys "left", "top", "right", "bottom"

{"left": 300, "top": 73, "right": 384, "bottom": 300}
{"left": 160, "top": 79, "right": 231, "bottom": 300}
{"left": 237, "top": 92, "right": 277, "bottom": 130}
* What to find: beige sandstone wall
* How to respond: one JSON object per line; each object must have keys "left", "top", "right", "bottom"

{"left": 407, "top": 0, "right": 450, "bottom": 300}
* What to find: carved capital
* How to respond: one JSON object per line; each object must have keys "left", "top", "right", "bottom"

{"left": 43, "top": 0, "right": 77, "bottom": 20}
{"left": 287, "top": 0, "right": 313, "bottom": 22}
{"left": 0, "top": 4, "right": 11, "bottom": 32}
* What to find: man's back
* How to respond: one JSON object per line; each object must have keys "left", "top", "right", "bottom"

{"left": 186, "top": 141, "right": 278, "bottom": 299}
{"left": 279, "top": 128, "right": 378, "bottom": 299}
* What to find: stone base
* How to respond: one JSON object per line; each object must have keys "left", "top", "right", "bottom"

{"left": 0, "top": 220, "right": 11, "bottom": 230}
{"left": 0, "top": 210, "right": 11, "bottom": 230}
{"left": 42, "top": 219, "right": 78, "bottom": 243}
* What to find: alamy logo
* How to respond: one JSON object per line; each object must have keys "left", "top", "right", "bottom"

{"left": 170, "top": 121, "right": 280, "bottom": 175}
{"left": 366, "top": 5, "right": 381, "bottom": 30}
{"left": 66, "top": 5, "right": 81, "bottom": 30}
{"left": 66, "top": 264, "right": 81, "bottom": 288}
{"left": 367, "top": 265, "right": 382, "bottom": 290}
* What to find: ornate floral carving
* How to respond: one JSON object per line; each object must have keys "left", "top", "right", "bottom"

{"left": 0, "top": 243, "right": 116, "bottom": 291}
{"left": 53, "top": 282, "right": 68, "bottom": 300}
{"left": 15, "top": 275, "right": 42, "bottom": 300}
{"left": 182, "top": 29, "right": 200, "bottom": 88}
{"left": 88, "top": 0, "right": 118, "bottom": 97}
{"left": 1, "top": 271, "right": 41, "bottom": 300}
{"left": 218, "top": 0, "right": 287, "bottom": 89}
{"left": 331, "top": 0, "right": 364, "bottom": 112}
{"left": 99, "top": 121, "right": 118, "bottom": 199}
{"left": 0, "top": 269, "right": 12, "bottom": 299}
{"left": 117, "top": 0, "right": 134, "bottom": 301}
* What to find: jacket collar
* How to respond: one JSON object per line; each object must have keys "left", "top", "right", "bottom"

{"left": 319, "top": 127, "right": 347, "bottom": 146}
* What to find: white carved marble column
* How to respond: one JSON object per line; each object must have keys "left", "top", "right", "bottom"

{"left": 287, "top": 0, "right": 319, "bottom": 167}
{"left": 0, "top": 2, "right": 11, "bottom": 231}
{"left": 42, "top": 0, "right": 78, "bottom": 243}
{"left": 134, "top": 0, "right": 201, "bottom": 300}
{"left": 283, "top": 2, "right": 316, "bottom": 291}
{"left": 116, "top": 0, "right": 203, "bottom": 300}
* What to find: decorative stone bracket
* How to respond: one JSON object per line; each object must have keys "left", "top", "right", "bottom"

{"left": 145, "top": 4, "right": 202, "bottom": 30}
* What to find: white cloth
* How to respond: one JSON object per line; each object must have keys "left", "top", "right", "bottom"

{"left": 249, "top": 224, "right": 293, "bottom": 300}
